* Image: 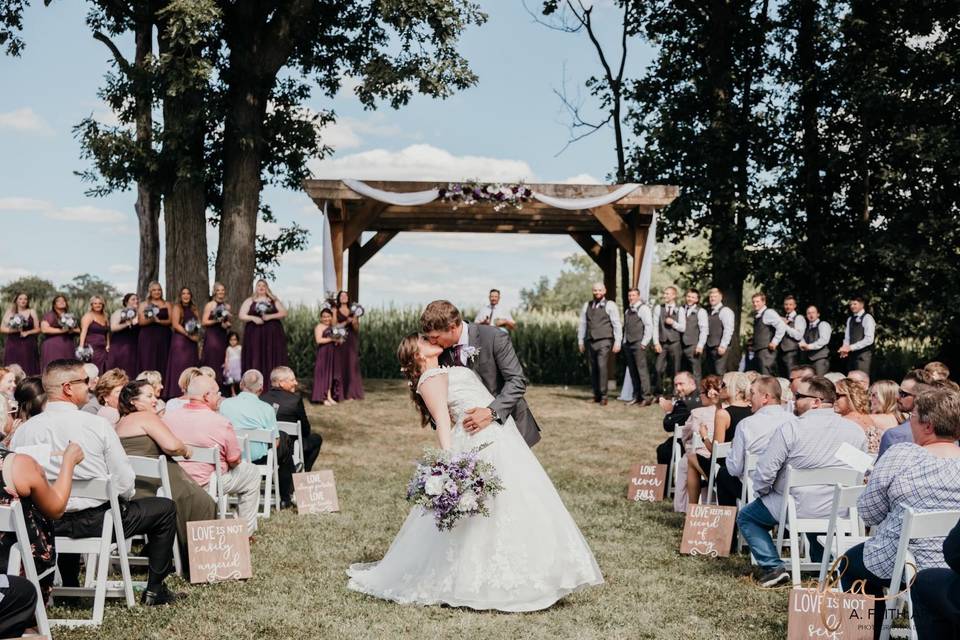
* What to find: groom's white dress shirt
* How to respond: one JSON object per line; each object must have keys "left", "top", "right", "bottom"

{"left": 455, "top": 321, "right": 471, "bottom": 365}
{"left": 11, "top": 401, "right": 136, "bottom": 512}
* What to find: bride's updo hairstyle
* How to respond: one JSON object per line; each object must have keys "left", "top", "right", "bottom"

{"left": 397, "top": 332, "right": 431, "bottom": 428}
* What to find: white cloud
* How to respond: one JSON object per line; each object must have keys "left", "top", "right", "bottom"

{"left": 0, "top": 108, "right": 54, "bottom": 135}
{"left": 283, "top": 245, "right": 326, "bottom": 266}
{"left": 108, "top": 264, "right": 135, "bottom": 275}
{"left": 309, "top": 144, "right": 536, "bottom": 182}
{"left": 0, "top": 266, "right": 31, "bottom": 281}
{"left": 46, "top": 206, "right": 126, "bottom": 223}
{"left": 560, "top": 173, "right": 604, "bottom": 185}
{"left": 0, "top": 197, "right": 51, "bottom": 211}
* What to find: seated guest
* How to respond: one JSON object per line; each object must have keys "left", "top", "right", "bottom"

{"left": 737, "top": 376, "right": 867, "bottom": 588}
{"left": 655, "top": 372, "right": 701, "bottom": 465}
{"left": 164, "top": 366, "right": 203, "bottom": 413}
{"left": 220, "top": 369, "right": 294, "bottom": 508}
{"left": 723, "top": 376, "right": 790, "bottom": 507}
{"left": 165, "top": 375, "right": 261, "bottom": 535}
{"left": 679, "top": 375, "right": 722, "bottom": 511}
{"left": 260, "top": 366, "right": 323, "bottom": 472}
{"left": 0, "top": 441, "right": 85, "bottom": 636}
{"left": 923, "top": 360, "right": 950, "bottom": 382}
{"left": 136, "top": 369, "right": 166, "bottom": 414}
{"left": 912, "top": 520, "right": 960, "bottom": 640}
{"left": 0, "top": 395, "right": 11, "bottom": 444}
{"left": 847, "top": 369, "right": 870, "bottom": 389}
{"left": 877, "top": 369, "right": 931, "bottom": 458}
{"left": 93, "top": 367, "right": 128, "bottom": 425}
{"left": 79, "top": 362, "right": 101, "bottom": 414}
{"left": 115, "top": 380, "right": 217, "bottom": 560}
{"left": 694, "top": 372, "right": 752, "bottom": 506}
{"left": 0, "top": 367, "right": 14, "bottom": 399}
{"left": 835, "top": 377, "right": 887, "bottom": 453}
{"left": 824, "top": 371, "right": 845, "bottom": 385}
{"left": 869, "top": 379, "right": 904, "bottom": 431}
{"left": 840, "top": 386, "right": 960, "bottom": 640}
{"left": 6, "top": 376, "right": 44, "bottom": 444}
{"left": 10, "top": 358, "right": 179, "bottom": 605}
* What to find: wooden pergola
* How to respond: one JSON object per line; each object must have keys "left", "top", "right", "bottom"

{"left": 302, "top": 180, "right": 679, "bottom": 302}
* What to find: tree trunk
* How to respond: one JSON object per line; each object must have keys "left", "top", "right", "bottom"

{"left": 133, "top": 3, "right": 160, "bottom": 296}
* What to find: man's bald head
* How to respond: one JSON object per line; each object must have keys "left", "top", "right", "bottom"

{"left": 848, "top": 369, "right": 870, "bottom": 389}
{"left": 187, "top": 374, "right": 220, "bottom": 409}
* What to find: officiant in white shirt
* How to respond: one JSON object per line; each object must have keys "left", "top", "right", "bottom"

{"left": 474, "top": 289, "right": 516, "bottom": 332}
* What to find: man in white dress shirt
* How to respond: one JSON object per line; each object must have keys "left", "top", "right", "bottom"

{"left": 652, "top": 286, "right": 685, "bottom": 395}
{"left": 798, "top": 305, "right": 832, "bottom": 375}
{"left": 704, "top": 288, "right": 735, "bottom": 376}
{"left": 839, "top": 296, "right": 875, "bottom": 375}
{"left": 736, "top": 376, "right": 867, "bottom": 587}
{"left": 750, "top": 293, "right": 785, "bottom": 376}
{"left": 719, "top": 376, "right": 791, "bottom": 506}
{"left": 680, "top": 289, "right": 708, "bottom": 383}
{"left": 577, "top": 283, "right": 622, "bottom": 405}
{"left": 474, "top": 288, "right": 515, "bottom": 332}
{"left": 11, "top": 358, "right": 180, "bottom": 605}
{"left": 620, "top": 288, "right": 654, "bottom": 406}
{"left": 776, "top": 295, "right": 806, "bottom": 378}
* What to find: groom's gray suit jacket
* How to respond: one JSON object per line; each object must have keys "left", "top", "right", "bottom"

{"left": 440, "top": 322, "right": 541, "bottom": 447}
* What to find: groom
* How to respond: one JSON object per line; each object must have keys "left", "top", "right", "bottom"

{"left": 420, "top": 300, "right": 541, "bottom": 447}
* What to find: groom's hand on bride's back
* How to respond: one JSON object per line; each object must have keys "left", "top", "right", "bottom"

{"left": 462, "top": 407, "right": 493, "bottom": 434}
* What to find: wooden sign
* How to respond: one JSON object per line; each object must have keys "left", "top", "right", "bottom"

{"left": 626, "top": 464, "right": 668, "bottom": 502}
{"left": 679, "top": 504, "right": 737, "bottom": 557}
{"left": 293, "top": 470, "right": 340, "bottom": 514}
{"left": 787, "top": 588, "right": 873, "bottom": 639}
{"left": 186, "top": 519, "right": 252, "bottom": 584}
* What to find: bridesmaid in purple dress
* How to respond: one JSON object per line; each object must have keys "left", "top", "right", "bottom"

{"left": 137, "top": 281, "right": 172, "bottom": 382}
{"left": 311, "top": 308, "right": 342, "bottom": 404}
{"left": 238, "top": 279, "right": 289, "bottom": 379}
{"left": 334, "top": 291, "right": 365, "bottom": 400}
{"left": 107, "top": 293, "right": 140, "bottom": 378}
{"left": 200, "top": 282, "right": 232, "bottom": 385}
{"left": 164, "top": 288, "right": 201, "bottom": 399}
{"left": 79, "top": 296, "right": 110, "bottom": 374}
{"left": 2, "top": 292, "right": 41, "bottom": 375}
{"left": 40, "top": 295, "right": 79, "bottom": 370}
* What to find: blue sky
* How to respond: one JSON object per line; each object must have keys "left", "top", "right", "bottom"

{"left": 0, "top": 1, "right": 653, "bottom": 310}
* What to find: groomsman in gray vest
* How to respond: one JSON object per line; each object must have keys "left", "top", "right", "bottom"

{"left": 653, "top": 286, "right": 685, "bottom": 395}
{"left": 621, "top": 288, "right": 654, "bottom": 406}
{"left": 799, "top": 305, "right": 832, "bottom": 375}
{"left": 705, "top": 287, "right": 735, "bottom": 375}
{"left": 750, "top": 292, "right": 785, "bottom": 375}
{"left": 777, "top": 295, "right": 805, "bottom": 377}
{"left": 681, "top": 288, "right": 708, "bottom": 383}
{"left": 839, "top": 296, "right": 875, "bottom": 374}
{"left": 577, "top": 283, "right": 622, "bottom": 405}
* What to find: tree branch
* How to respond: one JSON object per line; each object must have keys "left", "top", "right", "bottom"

{"left": 93, "top": 30, "right": 132, "bottom": 77}
{"left": 520, "top": 0, "right": 583, "bottom": 33}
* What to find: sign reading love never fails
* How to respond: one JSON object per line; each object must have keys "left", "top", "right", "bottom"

{"left": 626, "top": 463, "right": 668, "bottom": 502}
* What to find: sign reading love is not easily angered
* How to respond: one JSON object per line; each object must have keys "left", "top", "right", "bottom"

{"left": 187, "top": 519, "right": 252, "bottom": 584}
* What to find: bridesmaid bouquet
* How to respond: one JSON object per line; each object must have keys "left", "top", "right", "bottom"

{"left": 213, "top": 304, "right": 230, "bottom": 322}
{"left": 349, "top": 302, "right": 365, "bottom": 318}
{"left": 119, "top": 308, "right": 137, "bottom": 323}
{"left": 143, "top": 304, "right": 160, "bottom": 320}
{"left": 75, "top": 345, "right": 93, "bottom": 362}
{"left": 255, "top": 301, "right": 271, "bottom": 316}
{"left": 331, "top": 326, "right": 348, "bottom": 342}
{"left": 406, "top": 443, "right": 504, "bottom": 531}
{"left": 184, "top": 318, "right": 201, "bottom": 336}
{"left": 7, "top": 315, "right": 25, "bottom": 330}
{"left": 60, "top": 313, "right": 78, "bottom": 330}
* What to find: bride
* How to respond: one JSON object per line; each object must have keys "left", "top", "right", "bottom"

{"left": 346, "top": 333, "right": 603, "bottom": 612}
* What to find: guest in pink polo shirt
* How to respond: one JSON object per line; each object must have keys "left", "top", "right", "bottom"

{"left": 164, "top": 374, "right": 261, "bottom": 535}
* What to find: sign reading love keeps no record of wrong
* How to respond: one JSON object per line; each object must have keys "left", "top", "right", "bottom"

{"left": 187, "top": 519, "right": 252, "bottom": 584}
{"left": 679, "top": 504, "right": 738, "bottom": 557}
{"left": 293, "top": 470, "right": 340, "bottom": 514}
{"left": 626, "top": 463, "right": 668, "bottom": 502}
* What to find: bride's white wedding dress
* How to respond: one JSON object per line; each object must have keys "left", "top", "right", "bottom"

{"left": 346, "top": 366, "right": 603, "bottom": 612}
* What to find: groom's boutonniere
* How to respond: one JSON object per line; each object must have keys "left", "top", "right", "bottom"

{"left": 462, "top": 345, "right": 480, "bottom": 364}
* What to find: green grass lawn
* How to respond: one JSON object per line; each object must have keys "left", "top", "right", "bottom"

{"left": 53, "top": 380, "right": 788, "bottom": 639}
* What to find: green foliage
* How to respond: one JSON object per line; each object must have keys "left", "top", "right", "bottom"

{"left": 61, "top": 273, "right": 121, "bottom": 303}
{"left": 0, "top": 276, "right": 57, "bottom": 307}
{"left": 0, "top": 0, "right": 27, "bottom": 56}
{"left": 520, "top": 254, "right": 601, "bottom": 312}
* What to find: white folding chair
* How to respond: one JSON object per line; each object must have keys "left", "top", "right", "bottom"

{"left": 173, "top": 446, "right": 228, "bottom": 519}
{"left": 1, "top": 500, "right": 52, "bottom": 638}
{"left": 237, "top": 427, "right": 280, "bottom": 517}
{"left": 51, "top": 476, "right": 136, "bottom": 627}
{"left": 704, "top": 442, "right": 732, "bottom": 505}
{"left": 127, "top": 456, "right": 183, "bottom": 576}
{"left": 775, "top": 465, "right": 864, "bottom": 585}
{"left": 666, "top": 428, "right": 683, "bottom": 499}
{"left": 879, "top": 507, "right": 960, "bottom": 640}
{"left": 277, "top": 420, "right": 304, "bottom": 472}
{"left": 816, "top": 484, "right": 868, "bottom": 586}
{"left": 736, "top": 452, "right": 760, "bottom": 557}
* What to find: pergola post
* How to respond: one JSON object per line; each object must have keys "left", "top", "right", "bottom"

{"left": 329, "top": 206, "right": 345, "bottom": 291}
{"left": 347, "top": 240, "right": 361, "bottom": 302}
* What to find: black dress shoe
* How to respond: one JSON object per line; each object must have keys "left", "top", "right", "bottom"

{"left": 626, "top": 399, "right": 638, "bottom": 406}
{"left": 280, "top": 499, "right": 294, "bottom": 510}
{"left": 141, "top": 584, "right": 181, "bottom": 606}
{"left": 600, "top": 398, "right": 608, "bottom": 406}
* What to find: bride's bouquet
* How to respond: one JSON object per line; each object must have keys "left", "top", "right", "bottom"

{"left": 406, "top": 443, "right": 504, "bottom": 531}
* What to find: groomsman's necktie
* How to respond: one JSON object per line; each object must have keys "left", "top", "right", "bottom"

{"left": 451, "top": 344, "right": 464, "bottom": 366}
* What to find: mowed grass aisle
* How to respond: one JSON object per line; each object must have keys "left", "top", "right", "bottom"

{"left": 56, "top": 381, "right": 787, "bottom": 639}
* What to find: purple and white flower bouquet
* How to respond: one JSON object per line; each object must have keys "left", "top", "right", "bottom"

{"left": 330, "top": 326, "right": 348, "bottom": 342}
{"left": 184, "top": 318, "right": 201, "bottom": 336}
{"left": 143, "top": 304, "right": 160, "bottom": 320}
{"left": 60, "top": 313, "right": 78, "bottom": 330}
{"left": 119, "top": 307, "right": 137, "bottom": 323}
{"left": 406, "top": 443, "right": 504, "bottom": 531}
{"left": 349, "top": 302, "right": 365, "bottom": 318}
{"left": 75, "top": 345, "right": 93, "bottom": 362}
{"left": 255, "top": 301, "right": 271, "bottom": 317}
{"left": 7, "top": 315, "right": 25, "bottom": 331}
{"left": 213, "top": 303, "right": 230, "bottom": 322}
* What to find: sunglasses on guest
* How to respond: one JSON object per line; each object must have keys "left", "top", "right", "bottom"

{"left": 898, "top": 388, "right": 914, "bottom": 398}
{"left": 795, "top": 392, "right": 822, "bottom": 401}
